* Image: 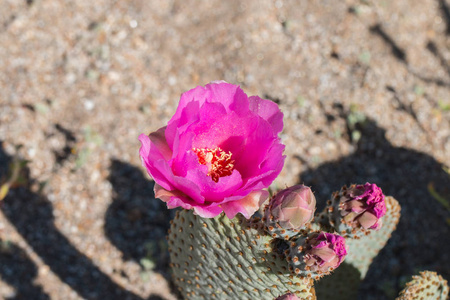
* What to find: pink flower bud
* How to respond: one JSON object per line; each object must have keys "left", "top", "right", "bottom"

{"left": 276, "top": 293, "right": 300, "bottom": 300}
{"left": 288, "top": 231, "right": 347, "bottom": 279}
{"left": 271, "top": 185, "right": 316, "bottom": 229}
{"left": 302, "top": 232, "right": 347, "bottom": 273}
{"left": 340, "top": 183, "right": 386, "bottom": 230}
{"left": 264, "top": 185, "right": 316, "bottom": 239}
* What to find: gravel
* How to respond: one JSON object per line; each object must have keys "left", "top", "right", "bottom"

{"left": 0, "top": 0, "right": 449, "bottom": 299}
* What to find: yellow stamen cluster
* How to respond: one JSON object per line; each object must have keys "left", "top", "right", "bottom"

{"left": 193, "top": 147, "right": 235, "bottom": 182}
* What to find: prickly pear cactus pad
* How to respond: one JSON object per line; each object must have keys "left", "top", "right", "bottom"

{"left": 344, "top": 196, "right": 401, "bottom": 278}
{"left": 396, "top": 271, "right": 449, "bottom": 300}
{"left": 167, "top": 209, "right": 316, "bottom": 300}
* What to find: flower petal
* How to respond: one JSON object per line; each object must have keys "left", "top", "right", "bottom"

{"left": 311, "top": 247, "right": 337, "bottom": 263}
{"left": 170, "top": 85, "right": 209, "bottom": 128}
{"left": 139, "top": 128, "right": 172, "bottom": 162}
{"left": 206, "top": 82, "right": 250, "bottom": 115}
{"left": 154, "top": 183, "right": 195, "bottom": 210}
{"left": 249, "top": 95, "right": 284, "bottom": 134}
{"left": 185, "top": 168, "right": 243, "bottom": 202}
{"left": 150, "top": 158, "right": 205, "bottom": 205}
{"left": 139, "top": 132, "right": 174, "bottom": 190}
{"left": 166, "top": 100, "right": 201, "bottom": 151}
{"left": 357, "top": 211, "right": 379, "bottom": 229}
{"left": 192, "top": 204, "right": 224, "bottom": 218}
{"left": 229, "top": 116, "right": 285, "bottom": 181}
{"left": 221, "top": 190, "right": 269, "bottom": 219}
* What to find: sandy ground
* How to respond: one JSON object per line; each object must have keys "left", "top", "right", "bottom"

{"left": 0, "top": 0, "right": 449, "bottom": 299}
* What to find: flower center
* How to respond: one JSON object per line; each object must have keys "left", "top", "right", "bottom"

{"left": 192, "top": 147, "right": 235, "bottom": 182}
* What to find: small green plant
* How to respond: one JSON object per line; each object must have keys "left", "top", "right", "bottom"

{"left": 438, "top": 100, "right": 450, "bottom": 112}
{"left": 358, "top": 50, "right": 371, "bottom": 65}
{"left": 0, "top": 147, "right": 29, "bottom": 201}
{"left": 413, "top": 85, "right": 425, "bottom": 96}
{"left": 73, "top": 126, "right": 103, "bottom": 170}
{"left": 347, "top": 103, "right": 367, "bottom": 143}
{"left": 297, "top": 96, "right": 306, "bottom": 107}
{"left": 428, "top": 165, "right": 450, "bottom": 225}
{"left": 428, "top": 182, "right": 450, "bottom": 211}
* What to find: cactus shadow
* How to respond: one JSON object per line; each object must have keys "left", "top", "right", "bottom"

{"left": 104, "top": 159, "right": 175, "bottom": 284}
{"left": 299, "top": 116, "right": 450, "bottom": 299}
{"left": 0, "top": 143, "right": 143, "bottom": 300}
{"left": 147, "top": 296, "right": 165, "bottom": 300}
{"left": 438, "top": 0, "right": 450, "bottom": 35}
{"left": 0, "top": 240, "right": 50, "bottom": 300}
{"left": 315, "top": 262, "right": 361, "bottom": 300}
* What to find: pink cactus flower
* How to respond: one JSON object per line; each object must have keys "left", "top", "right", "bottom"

{"left": 268, "top": 185, "right": 316, "bottom": 229}
{"left": 303, "top": 232, "right": 347, "bottom": 272}
{"left": 139, "top": 82, "right": 285, "bottom": 218}
{"left": 275, "top": 293, "right": 300, "bottom": 300}
{"left": 340, "top": 183, "right": 386, "bottom": 229}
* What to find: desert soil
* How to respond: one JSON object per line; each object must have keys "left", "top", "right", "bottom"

{"left": 0, "top": 0, "right": 449, "bottom": 299}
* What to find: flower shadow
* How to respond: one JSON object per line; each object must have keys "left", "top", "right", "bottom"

{"left": 0, "top": 143, "right": 143, "bottom": 300}
{"left": 104, "top": 159, "right": 178, "bottom": 293}
{"left": 0, "top": 240, "right": 50, "bottom": 300}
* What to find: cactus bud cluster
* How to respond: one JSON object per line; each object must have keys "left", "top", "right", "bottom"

{"left": 327, "top": 183, "right": 386, "bottom": 238}
{"left": 288, "top": 232, "right": 347, "bottom": 279}
{"left": 263, "top": 185, "right": 348, "bottom": 280}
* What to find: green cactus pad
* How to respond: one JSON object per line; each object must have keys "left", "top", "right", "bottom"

{"left": 344, "top": 196, "right": 401, "bottom": 278}
{"left": 396, "top": 271, "right": 449, "bottom": 300}
{"left": 168, "top": 209, "right": 315, "bottom": 300}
